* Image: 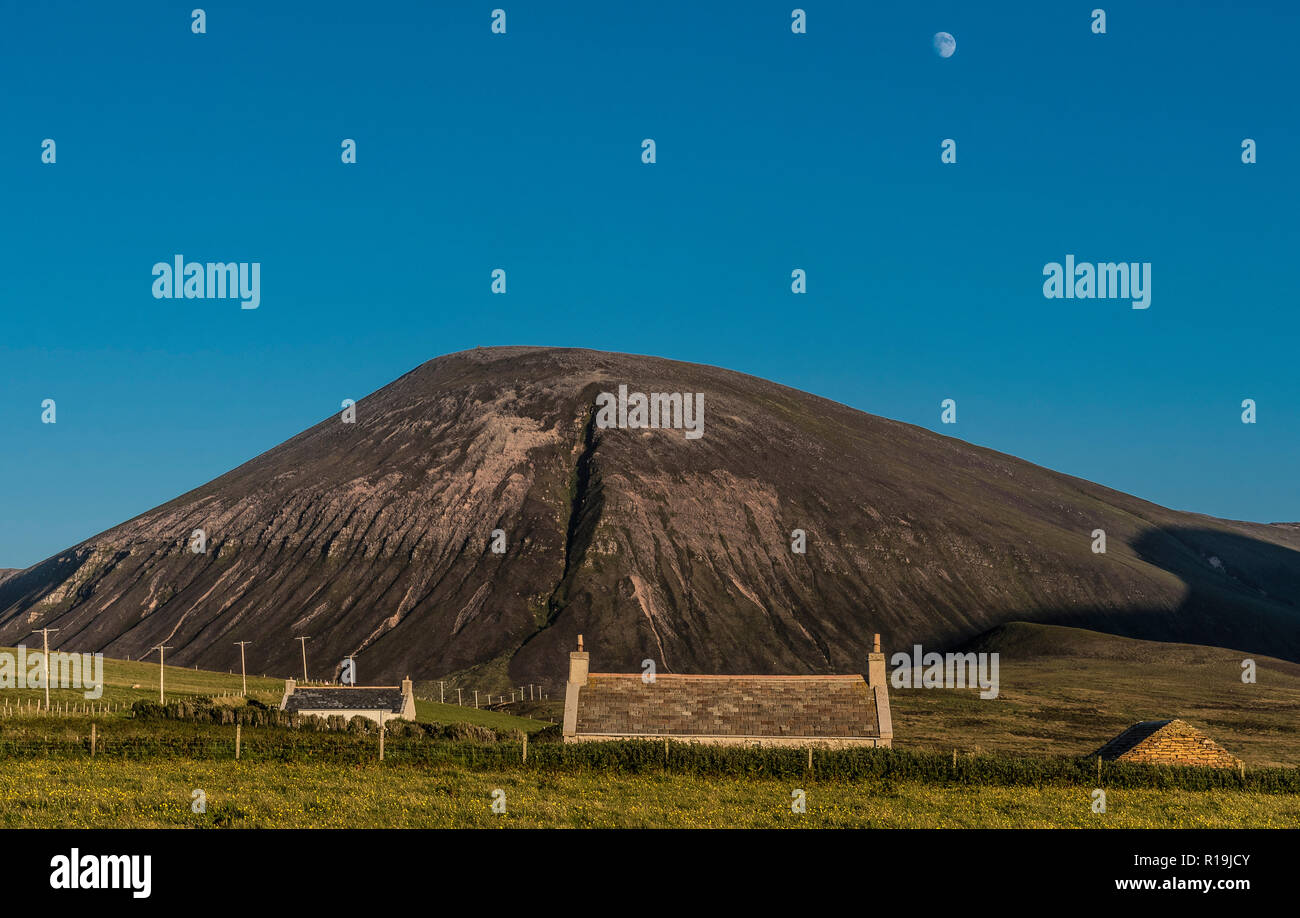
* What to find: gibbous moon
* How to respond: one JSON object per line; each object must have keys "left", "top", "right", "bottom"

{"left": 933, "top": 32, "right": 956, "bottom": 58}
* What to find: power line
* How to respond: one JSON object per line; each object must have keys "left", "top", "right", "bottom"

{"left": 233, "top": 641, "right": 252, "bottom": 695}
{"left": 295, "top": 636, "right": 311, "bottom": 682}
{"left": 152, "top": 644, "right": 173, "bottom": 704}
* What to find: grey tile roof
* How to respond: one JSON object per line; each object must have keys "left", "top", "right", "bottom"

{"left": 574, "top": 673, "right": 880, "bottom": 738}
{"left": 283, "top": 686, "right": 406, "bottom": 714}
{"left": 1094, "top": 720, "right": 1171, "bottom": 759}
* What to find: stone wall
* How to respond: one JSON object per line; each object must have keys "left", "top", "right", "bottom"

{"left": 1119, "top": 720, "right": 1242, "bottom": 769}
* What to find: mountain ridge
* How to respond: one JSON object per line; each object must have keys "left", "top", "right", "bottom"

{"left": 1, "top": 346, "right": 1296, "bottom": 684}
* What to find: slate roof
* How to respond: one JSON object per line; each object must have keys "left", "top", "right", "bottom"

{"left": 283, "top": 686, "right": 406, "bottom": 714}
{"left": 574, "top": 673, "right": 881, "bottom": 739}
{"left": 1095, "top": 720, "right": 1172, "bottom": 759}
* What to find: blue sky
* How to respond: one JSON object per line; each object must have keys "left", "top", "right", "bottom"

{"left": 2, "top": 1, "right": 1296, "bottom": 569}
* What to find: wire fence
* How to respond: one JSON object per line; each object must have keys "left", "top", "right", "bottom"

{"left": 2, "top": 723, "right": 1298, "bottom": 793}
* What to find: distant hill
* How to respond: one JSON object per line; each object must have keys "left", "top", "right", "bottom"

{"left": 1, "top": 346, "right": 1297, "bottom": 685}
{"left": 899, "top": 622, "right": 1300, "bottom": 766}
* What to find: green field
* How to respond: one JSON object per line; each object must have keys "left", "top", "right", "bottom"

{"left": 3, "top": 758, "right": 1295, "bottom": 828}
{"left": 3, "top": 628, "right": 1298, "bottom": 829}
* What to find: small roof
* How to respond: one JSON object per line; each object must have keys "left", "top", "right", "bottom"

{"left": 283, "top": 686, "right": 406, "bottom": 715}
{"left": 574, "top": 672, "right": 881, "bottom": 739}
{"left": 1095, "top": 718, "right": 1241, "bottom": 767}
{"left": 1095, "top": 720, "right": 1173, "bottom": 758}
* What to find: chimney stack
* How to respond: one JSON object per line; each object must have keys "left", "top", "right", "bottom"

{"left": 285, "top": 677, "right": 296, "bottom": 696}
{"left": 866, "top": 633, "right": 886, "bottom": 687}
{"left": 568, "top": 634, "right": 589, "bottom": 687}
{"left": 401, "top": 675, "right": 413, "bottom": 697}
{"left": 562, "top": 634, "right": 590, "bottom": 739}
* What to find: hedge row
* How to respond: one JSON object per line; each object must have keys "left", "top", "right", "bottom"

{"left": 2, "top": 720, "right": 1298, "bottom": 793}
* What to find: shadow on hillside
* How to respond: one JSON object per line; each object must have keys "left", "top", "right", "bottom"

{"left": 960, "top": 526, "right": 1300, "bottom": 664}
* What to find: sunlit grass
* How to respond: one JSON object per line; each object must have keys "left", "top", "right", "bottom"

{"left": 2, "top": 759, "right": 1295, "bottom": 828}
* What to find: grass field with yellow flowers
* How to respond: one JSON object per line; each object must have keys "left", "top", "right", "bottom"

{"left": 3, "top": 758, "right": 1297, "bottom": 828}
{"left": 2, "top": 640, "right": 1297, "bottom": 828}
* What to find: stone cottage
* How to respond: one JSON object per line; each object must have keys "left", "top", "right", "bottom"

{"left": 1094, "top": 719, "right": 1242, "bottom": 768}
{"left": 279, "top": 676, "right": 416, "bottom": 725}
{"left": 562, "top": 634, "right": 893, "bottom": 747}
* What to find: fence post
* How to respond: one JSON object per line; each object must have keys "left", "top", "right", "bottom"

{"left": 522, "top": 732, "right": 527, "bottom": 764}
{"left": 90, "top": 723, "right": 96, "bottom": 758}
{"left": 379, "top": 719, "right": 385, "bottom": 762}
{"left": 235, "top": 723, "right": 241, "bottom": 760}
{"left": 807, "top": 746, "right": 813, "bottom": 774}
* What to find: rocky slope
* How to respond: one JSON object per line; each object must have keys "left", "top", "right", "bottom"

{"left": 0, "top": 346, "right": 1297, "bottom": 686}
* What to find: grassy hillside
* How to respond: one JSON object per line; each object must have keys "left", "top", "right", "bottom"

{"left": 0, "top": 647, "right": 554, "bottom": 733}
{"left": 891, "top": 623, "right": 1300, "bottom": 767}
{"left": 0, "top": 646, "right": 284, "bottom": 708}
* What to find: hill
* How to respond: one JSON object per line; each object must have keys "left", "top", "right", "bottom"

{"left": 895, "top": 622, "right": 1300, "bottom": 767}
{"left": 1, "top": 346, "right": 1297, "bottom": 686}
{"left": 0, "top": 646, "right": 551, "bottom": 733}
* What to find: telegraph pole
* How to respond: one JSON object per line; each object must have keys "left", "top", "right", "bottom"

{"left": 295, "top": 636, "right": 311, "bottom": 682}
{"left": 153, "top": 644, "right": 172, "bottom": 704}
{"left": 35, "top": 627, "right": 59, "bottom": 711}
{"left": 233, "top": 641, "right": 251, "bottom": 695}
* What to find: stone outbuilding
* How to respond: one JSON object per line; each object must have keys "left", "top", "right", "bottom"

{"left": 279, "top": 676, "right": 416, "bottom": 725}
{"left": 1094, "top": 719, "right": 1242, "bottom": 768}
{"left": 562, "top": 634, "right": 892, "bottom": 748}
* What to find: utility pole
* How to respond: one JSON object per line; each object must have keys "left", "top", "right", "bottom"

{"left": 295, "top": 636, "right": 311, "bottom": 682}
{"left": 438, "top": 681, "right": 445, "bottom": 704}
{"left": 153, "top": 644, "right": 172, "bottom": 704}
{"left": 35, "top": 627, "right": 59, "bottom": 711}
{"left": 233, "top": 641, "right": 251, "bottom": 695}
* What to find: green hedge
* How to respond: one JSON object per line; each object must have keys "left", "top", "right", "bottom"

{"left": 4, "top": 711, "right": 1298, "bottom": 793}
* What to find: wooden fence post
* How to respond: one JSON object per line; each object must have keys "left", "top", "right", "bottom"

{"left": 90, "top": 722, "right": 96, "bottom": 758}
{"left": 379, "top": 720, "right": 385, "bottom": 762}
{"left": 235, "top": 723, "right": 241, "bottom": 760}
{"left": 522, "top": 732, "right": 528, "bottom": 764}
